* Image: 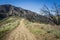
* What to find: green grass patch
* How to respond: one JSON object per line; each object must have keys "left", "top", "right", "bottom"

{"left": 0, "top": 17, "right": 20, "bottom": 38}
{"left": 51, "top": 30, "right": 60, "bottom": 38}
{"left": 24, "top": 19, "right": 47, "bottom": 35}
{"left": 30, "top": 27, "right": 46, "bottom": 35}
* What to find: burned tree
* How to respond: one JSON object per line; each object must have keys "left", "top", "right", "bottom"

{"left": 41, "top": 3, "right": 60, "bottom": 25}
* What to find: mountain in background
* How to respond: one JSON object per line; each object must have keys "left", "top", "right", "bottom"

{"left": 0, "top": 4, "right": 52, "bottom": 24}
{"left": 0, "top": 4, "right": 60, "bottom": 40}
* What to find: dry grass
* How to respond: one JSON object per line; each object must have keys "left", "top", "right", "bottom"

{"left": 0, "top": 18, "right": 36, "bottom": 40}
{"left": 23, "top": 19, "right": 60, "bottom": 40}
{"left": 0, "top": 17, "right": 60, "bottom": 40}
{"left": 0, "top": 17, "right": 20, "bottom": 38}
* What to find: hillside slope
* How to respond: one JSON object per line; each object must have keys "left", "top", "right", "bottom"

{"left": 0, "top": 17, "right": 20, "bottom": 38}
{"left": 0, "top": 17, "right": 60, "bottom": 40}
{"left": 0, "top": 18, "right": 36, "bottom": 40}
{"left": 0, "top": 4, "right": 60, "bottom": 40}
{"left": 0, "top": 4, "right": 52, "bottom": 24}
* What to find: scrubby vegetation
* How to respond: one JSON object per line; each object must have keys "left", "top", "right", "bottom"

{"left": 0, "top": 4, "right": 60, "bottom": 40}
{"left": 41, "top": 3, "right": 60, "bottom": 25}
{"left": 0, "top": 16, "right": 20, "bottom": 38}
{"left": 0, "top": 16, "right": 60, "bottom": 40}
{"left": 22, "top": 19, "right": 60, "bottom": 40}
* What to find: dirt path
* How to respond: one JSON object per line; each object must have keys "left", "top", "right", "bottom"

{"left": 0, "top": 19, "right": 36, "bottom": 40}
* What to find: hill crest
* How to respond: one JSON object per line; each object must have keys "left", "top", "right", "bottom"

{"left": 0, "top": 4, "right": 52, "bottom": 24}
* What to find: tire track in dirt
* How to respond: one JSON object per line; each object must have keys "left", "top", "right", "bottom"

{"left": 0, "top": 19, "right": 36, "bottom": 40}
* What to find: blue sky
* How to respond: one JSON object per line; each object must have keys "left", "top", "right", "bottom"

{"left": 0, "top": 0, "right": 60, "bottom": 13}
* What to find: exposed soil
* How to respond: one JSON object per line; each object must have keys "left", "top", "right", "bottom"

{"left": 0, "top": 19, "right": 36, "bottom": 40}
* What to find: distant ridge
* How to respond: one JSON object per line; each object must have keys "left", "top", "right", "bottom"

{"left": 0, "top": 4, "right": 53, "bottom": 24}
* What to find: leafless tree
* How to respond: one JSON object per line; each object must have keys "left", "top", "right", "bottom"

{"left": 41, "top": 3, "right": 60, "bottom": 25}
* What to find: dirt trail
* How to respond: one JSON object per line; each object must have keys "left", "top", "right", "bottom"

{"left": 0, "top": 19, "right": 36, "bottom": 40}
